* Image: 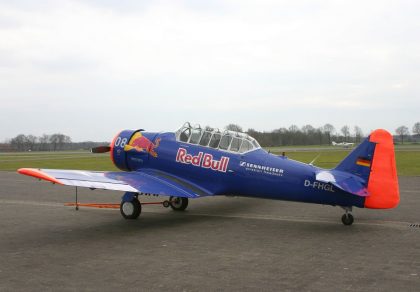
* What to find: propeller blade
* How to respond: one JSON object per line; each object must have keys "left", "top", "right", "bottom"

{"left": 91, "top": 146, "right": 111, "bottom": 153}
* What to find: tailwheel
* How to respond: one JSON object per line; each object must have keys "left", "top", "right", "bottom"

{"left": 120, "top": 197, "right": 141, "bottom": 219}
{"left": 341, "top": 213, "right": 354, "bottom": 226}
{"left": 169, "top": 196, "right": 188, "bottom": 211}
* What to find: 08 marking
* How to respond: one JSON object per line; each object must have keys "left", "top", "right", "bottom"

{"left": 115, "top": 137, "right": 128, "bottom": 148}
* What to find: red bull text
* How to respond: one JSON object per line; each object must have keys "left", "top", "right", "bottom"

{"left": 176, "top": 148, "right": 229, "bottom": 172}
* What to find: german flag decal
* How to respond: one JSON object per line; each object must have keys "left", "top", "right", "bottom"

{"left": 356, "top": 157, "right": 371, "bottom": 167}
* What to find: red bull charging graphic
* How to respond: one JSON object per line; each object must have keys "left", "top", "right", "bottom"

{"left": 124, "top": 132, "right": 161, "bottom": 157}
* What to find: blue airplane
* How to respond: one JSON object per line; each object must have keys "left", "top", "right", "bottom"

{"left": 18, "top": 122, "right": 399, "bottom": 225}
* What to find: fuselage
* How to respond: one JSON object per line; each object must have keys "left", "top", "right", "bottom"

{"left": 111, "top": 130, "right": 365, "bottom": 208}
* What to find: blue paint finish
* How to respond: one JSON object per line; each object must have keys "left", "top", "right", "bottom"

{"left": 335, "top": 138, "right": 376, "bottom": 183}
{"left": 122, "top": 192, "right": 136, "bottom": 202}
{"left": 106, "top": 169, "right": 207, "bottom": 198}
{"left": 112, "top": 130, "right": 138, "bottom": 171}
{"left": 114, "top": 130, "right": 372, "bottom": 208}
{"left": 16, "top": 122, "right": 403, "bottom": 225}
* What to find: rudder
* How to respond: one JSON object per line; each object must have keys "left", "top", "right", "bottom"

{"left": 364, "top": 129, "right": 399, "bottom": 209}
{"left": 334, "top": 129, "right": 399, "bottom": 209}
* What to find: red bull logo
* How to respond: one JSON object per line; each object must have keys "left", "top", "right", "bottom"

{"left": 124, "top": 132, "right": 161, "bottom": 158}
{"left": 176, "top": 148, "right": 229, "bottom": 172}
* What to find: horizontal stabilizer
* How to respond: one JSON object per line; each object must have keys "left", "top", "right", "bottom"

{"left": 316, "top": 170, "right": 369, "bottom": 197}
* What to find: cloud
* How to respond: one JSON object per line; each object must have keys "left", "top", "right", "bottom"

{"left": 0, "top": 0, "right": 419, "bottom": 141}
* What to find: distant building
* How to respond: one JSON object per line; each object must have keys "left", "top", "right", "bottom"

{"left": 0, "top": 143, "right": 13, "bottom": 152}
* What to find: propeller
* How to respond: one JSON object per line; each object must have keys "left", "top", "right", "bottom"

{"left": 91, "top": 146, "right": 111, "bottom": 153}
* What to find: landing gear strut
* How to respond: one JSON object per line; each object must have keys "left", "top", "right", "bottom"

{"left": 169, "top": 196, "right": 188, "bottom": 211}
{"left": 341, "top": 207, "right": 354, "bottom": 226}
{"left": 120, "top": 193, "right": 141, "bottom": 219}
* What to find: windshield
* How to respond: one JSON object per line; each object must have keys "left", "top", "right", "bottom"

{"left": 176, "top": 122, "right": 261, "bottom": 153}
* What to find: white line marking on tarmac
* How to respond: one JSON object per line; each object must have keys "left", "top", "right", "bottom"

{"left": 0, "top": 200, "right": 63, "bottom": 207}
{"left": 0, "top": 155, "right": 105, "bottom": 162}
{"left": 179, "top": 212, "right": 410, "bottom": 229}
{"left": 0, "top": 199, "right": 410, "bottom": 229}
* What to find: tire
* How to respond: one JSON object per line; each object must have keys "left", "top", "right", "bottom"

{"left": 120, "top": 198, "right": 141, "bottom": 219}
{"left": 341, "top": 213, "right": 354, "bottom": 226}
{"left": 169, "top": 196, "right": 188, "bottom": 211}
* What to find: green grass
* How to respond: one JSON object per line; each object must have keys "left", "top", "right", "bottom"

{"left": 279, "top": 151, "right": 349, "bottom": 169}
{"left": 267, "top": 144, "right": 420, "bottom": 151}
{"left": 1, "top": 149, "right": 419, "bottom": 176}
{"left": 394, "top": 144, "right": 420, "bottom": 150}
{"left": 267, "top": 145, "right": 337, "bottom": 152}
{"left": 0, "top": 151, "right": 117, "bottom": 172}
{"left": 392, "top": 151, "right": 420, "bottom": 176}
{"left": 270, "top": 150, "right": 420, "bottom": 176}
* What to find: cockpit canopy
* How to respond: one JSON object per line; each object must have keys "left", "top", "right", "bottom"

{"left": 175, "top": 122, "right": 261, "bottom": 154}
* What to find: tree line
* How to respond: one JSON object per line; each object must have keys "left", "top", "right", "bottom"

{"left": 395, "top": 122, "right": 420, "bottom": 144}
{"left": 226, "top": 122, "right": 420, "bottom": 147}
{"left": 1, "top": 122, "right": 419, "bottom": 152}
{"left": 4, "top": 133, "right": 106, "bottom": 152}
{"left": 224, "top": 123, "right": 364, "bottom": 147}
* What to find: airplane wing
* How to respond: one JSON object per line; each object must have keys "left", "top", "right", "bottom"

{"left": 315, "top": 170, "right": 369, "bottom": 197}
{"left": 18, "top": 168, "right": 211, "bottom": 198}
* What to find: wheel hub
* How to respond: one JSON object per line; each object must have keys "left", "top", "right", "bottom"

{"left": 172, "top": 198, "right": 182, "bottom": 208}
{"left": 122, "top": 202, "right": 134, "bottom": 215}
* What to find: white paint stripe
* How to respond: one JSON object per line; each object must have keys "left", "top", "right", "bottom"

{"left": 0, "top": 155, "right": 105, "bottom": 162}
{"left": 0, "top": 178, "right": 32, "bottom": 183}
{"left": 0, "top": 200, "right": 63, "bottom": 207}
{"left": 184, "top": 213, "right": 411, "bottom": 229}
{"left": 0, "top": 199, "right": 410, "bottom": 229}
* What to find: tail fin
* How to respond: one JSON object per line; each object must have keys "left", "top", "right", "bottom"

{"left": 334, "top": 129, "right": 399, "bottom": 209}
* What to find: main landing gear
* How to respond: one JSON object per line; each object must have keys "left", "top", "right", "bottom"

{"left": 341, "top": 207, "right": 354, "bottom": 226}
{"left": 119, "top": 192, "right": 189, "bottom": 220}
{"left": 120, "top": 193, "right": 142, "bottom": 219}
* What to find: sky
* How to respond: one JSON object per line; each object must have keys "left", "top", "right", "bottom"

{"left": 1, "top": 0, "right": 419, "bottom": 142}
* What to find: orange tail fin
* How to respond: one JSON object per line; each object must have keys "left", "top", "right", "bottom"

{"left": 365, "top": 129, "right": 399, "bottom": 209}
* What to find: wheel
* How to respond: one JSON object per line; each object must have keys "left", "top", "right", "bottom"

{"left": 120, "top": 197, "right": 141, "bottom": 219}
{"left": 341, "top": 213, "right": 354, "bottom": 226}
{"left": 162, "top": 200, "right": 170, "bottom": 208}
{"left": 169, "top": 196, "right": 188, "bottom": 211}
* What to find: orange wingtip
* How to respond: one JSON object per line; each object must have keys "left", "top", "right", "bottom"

{"left": 17, "top": 168, "right": 63, "bottom": 185}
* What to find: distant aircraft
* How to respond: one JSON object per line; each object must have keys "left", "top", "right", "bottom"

{"left": 332, "top": 141, "right": 355, "bottom": 148}
{"left": 18, "top": 122, "right": 399, "bottom": 226}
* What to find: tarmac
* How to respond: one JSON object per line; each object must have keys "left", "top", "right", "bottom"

{"left": 0, "top": 171, "right": 419, "bottom": 291}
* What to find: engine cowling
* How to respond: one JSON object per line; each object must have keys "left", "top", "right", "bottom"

{"left": 110, "top": 129, "right": 160, "bottom": 171}
{"left": 110, "top": 130, "right": 138, "bottom": 171}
